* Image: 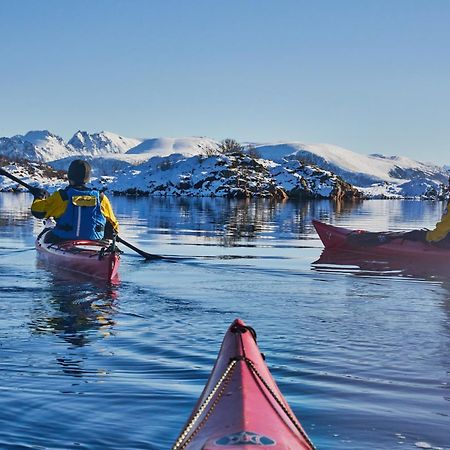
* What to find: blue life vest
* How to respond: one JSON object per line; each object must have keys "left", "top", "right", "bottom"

{"left": 53, "top": 187, "right": 106, "bottom": 240}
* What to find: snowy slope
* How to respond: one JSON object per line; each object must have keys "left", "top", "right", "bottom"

{"left": 126, "top": 136, "right": 219, "bottom": 157}
{"left": 0, "top": 160, "right": 66, "bottom": 192}
{"left": 252, "top": 142, "right": 447, "bottom": 187}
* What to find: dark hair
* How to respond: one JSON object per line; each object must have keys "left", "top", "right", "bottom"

{"left": 68, "top": 159, "right": 91, "bottom": 184}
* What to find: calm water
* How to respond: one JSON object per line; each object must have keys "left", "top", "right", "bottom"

{"left": 0, "top": 193, "right": 449, "bottom": 450}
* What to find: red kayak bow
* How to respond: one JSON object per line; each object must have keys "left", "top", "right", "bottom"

{"left": 172, "top": 319, "right": 315, "bottom": 450}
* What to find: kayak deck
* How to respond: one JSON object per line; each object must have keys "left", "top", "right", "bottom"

{"left": 36, "top": 229, "right": 120, "bottom": 281}
{"left": 172, "top": 319, "right": 315, "bottom": 450}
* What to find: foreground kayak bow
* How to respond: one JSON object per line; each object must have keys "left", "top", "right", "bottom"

{"left": 36, "top": 228, "right": 120, "bottom": 281}
{"left": 172, "top": 319, "right": 315, "bottom": 450}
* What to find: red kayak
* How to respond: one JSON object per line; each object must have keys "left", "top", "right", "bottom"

{"left": 313, "top": 220, "right": 450, "bottom": 259}
{"left": 172, "top": 319, "right": 315, "bottom": 450}
{"left": 36, "top": 228, "right": 120, "bottom": 281}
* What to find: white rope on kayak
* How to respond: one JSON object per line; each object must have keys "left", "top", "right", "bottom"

{"left": 171, "top": 359, "right": 238, "bottom": 450}
{"left": 171, "top": 355, "right": 316, "bottom": 450}
{"left": 244, "top": 357, "right": 317, "bottom": 450}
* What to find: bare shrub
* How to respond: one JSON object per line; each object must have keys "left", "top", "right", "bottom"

{"left": 218, "top": 139, "right": 244, "bottom": 156}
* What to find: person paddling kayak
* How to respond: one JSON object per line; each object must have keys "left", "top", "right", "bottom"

{"left": 338, "top": 190, "right": 450, "bottom": 248}
{"left": 30, "top": 159, "right": 119, "bottom": 243}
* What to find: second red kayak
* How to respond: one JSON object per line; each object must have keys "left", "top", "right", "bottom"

{"left": 313, "top": 220, "right": 450, "bottom": 259}
{"left": 172, "top": 319, "right": 315, "bottom": 450}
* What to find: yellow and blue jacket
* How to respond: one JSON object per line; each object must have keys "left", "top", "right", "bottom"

{"left": 31, "top": 186, "right": 119, "bottom": 237}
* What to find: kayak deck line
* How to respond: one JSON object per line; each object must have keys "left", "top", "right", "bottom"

{"left": 172, "top": 359, "right": 238, "bottom": 450}
{"left": 237, "top": 356, "right": 316, "bottom": 450}
{"left": 172, "top": 319, "right": 315, "bottom": 450}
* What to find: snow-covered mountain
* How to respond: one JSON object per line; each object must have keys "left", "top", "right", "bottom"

{"left": 0, "top": 130, "right": 143, "bottom": 163}
{"left": 0, "top": 129, "right": 449, "bottom": 199}
{"left": 68, "top": 130, "right": 142, "bottom": 155}
{"left": 0, "top": 130, "right": 76, "bottom": 162}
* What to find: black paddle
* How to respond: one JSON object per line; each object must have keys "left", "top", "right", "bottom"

{"left": 0, "top": 166, "right": 163, "bottom": 260}
{"left": 115, "top": 235, "right": 164, "bottom": 260}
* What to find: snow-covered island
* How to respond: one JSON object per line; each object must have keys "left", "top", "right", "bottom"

{"left": 0, "top": 130, "right": 448, "bottom": 200}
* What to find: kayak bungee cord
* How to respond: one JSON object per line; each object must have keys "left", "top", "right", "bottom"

{"left": 172, "top": 325, "right": 257, "bottom": 450}
{"left": 172, "top": 354, "right": 316, "bottom": 450}
{"left": 171, "top": 359, "right": 238, "bottom": 450}
{"left": 243, "top": 356, "right": 317, "bottom": 450}
{"left": 235, "top": 321, "right": 316, "bottom": 450}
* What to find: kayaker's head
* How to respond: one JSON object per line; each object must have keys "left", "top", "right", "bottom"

{"left": 68, "top": 159, "right": 91, "bottom": 186}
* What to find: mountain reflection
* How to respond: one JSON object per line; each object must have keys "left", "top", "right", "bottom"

{"left": 114, "top": 196, "right": 362, "bottom": 246}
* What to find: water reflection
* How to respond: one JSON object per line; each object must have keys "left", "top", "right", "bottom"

{"left": 312, "top": 248, "right": 450, "bottom": 281}
{"left": 0, "top": 193, "right": 444, "bottom": 247}
{"left": 114, "top": 196, "right": 363, "bottom": 245}
{"left": 29, "top": 269, "right": 118, "bottom": 376}
{"left": 30, "top": 270, "right": 118, "bottom": 346}
{"left": 394, "top": 199, "right": 447, "bottom": 226}
{"left": 0, "top": 193, "right": 36, "bottom": 247}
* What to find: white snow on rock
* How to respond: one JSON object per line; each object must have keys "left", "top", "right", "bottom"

{"left": 50, "top": 155, "right": 135, "bottom": 178}
{"left": 104, "top": 153, "right": 358, "bottom": 200}
{"left": 0, "top": 161, "right": 65, "bottom": 192}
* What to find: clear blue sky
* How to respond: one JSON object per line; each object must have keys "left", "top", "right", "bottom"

{"left": 1, "top": 0, "right": 449, "bottom": 164}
